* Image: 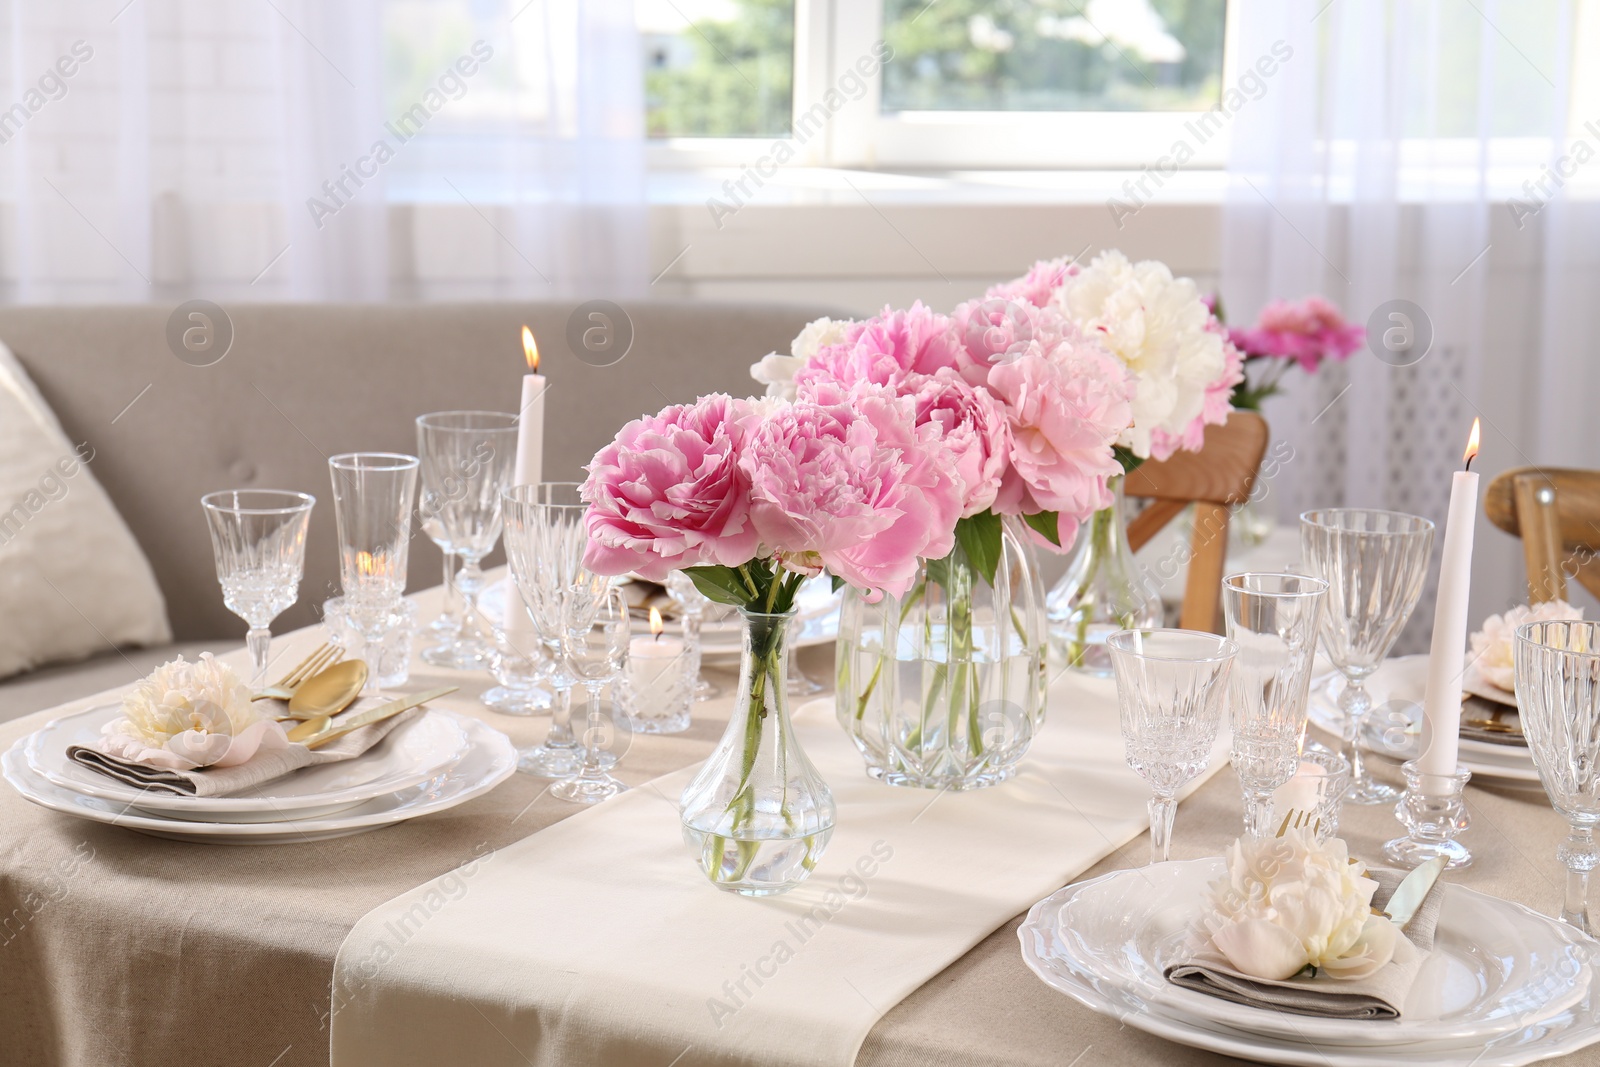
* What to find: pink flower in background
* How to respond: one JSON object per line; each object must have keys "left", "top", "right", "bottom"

{"left": 795, "top": 301, "right": 969, "bottom": 392}
{"left": 1148, "top": 327, "right": 1246, "bottom": 461}
{"left": 985, "top": 256, "right": 1080, "bottom": 309}
{"left": 581, "top": 394, "right": 761, "bottom": 581}
{"left": 987, "top": 337, "right": 1135, "bottom": 549}
{"left": 904, "top": 368, "right": 1012, "bottom": 517}
{"left": 1229, "top": 296, "right": 1365, "bottom": 372}
{"left": 744, "top": 381, "right": 961, "bottom": 599}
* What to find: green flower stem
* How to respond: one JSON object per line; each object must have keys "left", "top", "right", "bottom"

{"left": 1067, "top": 504, "right": 1113, "bottom": 668}
{"left": 716, "top": 611, "right": 789, "bottom": 885}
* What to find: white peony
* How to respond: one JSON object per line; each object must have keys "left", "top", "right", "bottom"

{"left": 1052, "top": 250, "right": 1226, "bottom": 459}
{"left": 101, "top": 653, "right": 286, "bottom": 770}
{"left": 749, "top": 316, "right": 854, "bottom": 400}
{"left": 1470, "top": 599, "right": 1584, "bottom": 692}
{"left": 1200, "top": 829, "right": 1398, "bottom": 981}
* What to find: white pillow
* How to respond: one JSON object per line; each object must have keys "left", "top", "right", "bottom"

{"left": 0, "top": 339, "right": 171, "bottom": 679}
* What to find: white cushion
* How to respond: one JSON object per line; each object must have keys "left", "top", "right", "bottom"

{"left": 0, "top": 339, "right": 171, "bottom": 679}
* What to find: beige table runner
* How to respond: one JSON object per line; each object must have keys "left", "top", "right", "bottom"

{"left": 329, "top": 671, "right": 1229, "bottom": 1067}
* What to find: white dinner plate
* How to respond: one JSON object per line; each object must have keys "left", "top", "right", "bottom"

{"left": 1309, "top": 656, "right": 1541, "bottom": 783}
{"left": 1020, "top": 859, "right": 1600, "bottom": 1065}
{"left": 2, "top": 716, "right": 515, "bottom": 844}
{"left": 24, "top": 705, "right": 473, "bottom": 822}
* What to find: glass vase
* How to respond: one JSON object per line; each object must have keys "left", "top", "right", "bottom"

{"left": 836, "top": 518, "right": 1048, "bottom": 789}
{"left": 1046, "top": 475, "right": 1162, "bottom": 676}
{"left": 680, "top": 608, "right": 834, "bottom": 897}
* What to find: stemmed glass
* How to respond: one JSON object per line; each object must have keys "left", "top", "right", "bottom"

{"left": 1107, "top": 628, "right": 1236, "bottom": 864}
{"left": 1515, "top": 619, "right": 1600, "bottom": 934}
{"left": 1222, "top": 572, "right": 1328, "bottom": 836}
{"left": 554, "top": 583, "right": 633, "bottom": 804}
{"left": 416, "top": 412, "right": 518, "bottom": 670}
{"left": 502, "top": 483, "right": 593, "bottom": 777}
{"left": 328, "top": 453, "right": 419, "bottom": 692}
{"left": 1300, "top": 509, "right": 1434, "bottom": 804}
{"left": 200, "top": 490, "right": 316, "bottom": 686}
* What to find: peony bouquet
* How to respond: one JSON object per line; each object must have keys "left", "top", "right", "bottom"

{"left": 1220, "top": 295, "right": 1365, "bottom": 410}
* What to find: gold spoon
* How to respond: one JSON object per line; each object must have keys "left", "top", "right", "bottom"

{"left": 281, "top": 660, "right": 369, "bottom": 721}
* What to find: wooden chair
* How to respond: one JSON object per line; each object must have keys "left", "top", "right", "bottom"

{"left": 1123, "top": 411, "right": 1271, "bottom": 633}
{"left": 1484, "top": 467, "right": 1600, "bottom": 602}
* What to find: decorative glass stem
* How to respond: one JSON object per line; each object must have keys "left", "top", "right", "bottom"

{"left": 681, "top": 609, "right": 834, "bottom": 896}
{"left": 1243, "top": 789, "right": 1274, "bottom": 839}
{"left": 246, "top": 627, "right": 271, "bottom": 687}
{"left": 1338, "top": 673, "right": 1397, "bottom": 804}
{"left": 1560, "top": 826, "right": 1598, "bottom": 934}
{"left": 1149, "top": 794, "right": 1177, "bottom": 864}
{"left": 433, "top": 551, "right": 461, "bottom": 633}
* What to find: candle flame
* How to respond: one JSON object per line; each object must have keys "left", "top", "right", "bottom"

{"left": 649, "top": 606, "right": 664, "bottom": 638}
{"left": 1463, "top": 417, "right": 1480, "bottom": 470}
{"left": 356, "top": 551, "right": 386, "bottom": 579}
{"left": 521, "top": 326, "right": 539, "bottom": 372}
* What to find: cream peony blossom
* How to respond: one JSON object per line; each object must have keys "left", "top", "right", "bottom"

{"left": 1052, "top": 250, "right": 1226, "bottom": 459}
{"left": 1200, "top": 829, "right": 1398, "bottom": 982}
{"left": 750, "top": 316, "right": 854, "bottom": 400}
{"left": 101, "top": 653, "right": 286, "bottom": 770}
{"left": 1470, "top": 599, "right": 1584, "bottom": 691}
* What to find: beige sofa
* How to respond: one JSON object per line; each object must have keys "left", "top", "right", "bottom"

{"left": 0, "top": 301, "right": 836, "bottom": 722}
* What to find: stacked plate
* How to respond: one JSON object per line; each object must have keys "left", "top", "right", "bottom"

{"left": 1020, "top": 859, "right": 1600, "bottom": 1066}
{"left": 1309, "top": 655, "right": 1540, "bottom": 784}
{"left": 2, "top": 703, "right": 515, "bottom": 844}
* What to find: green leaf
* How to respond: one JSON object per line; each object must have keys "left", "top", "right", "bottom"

{"left": 1021, "top": 510, "right": 1062, "bottom": 548}
{"left": 953, "top": 510, "right": 1003, "bottom": 586}
{"left": 1112, "top": 446, "right": 1144, "bottom": 475}
{"left": 681, "top": 565, "right": 754, "bottom": 608}
{"left": 831, "top": 574, "right": 845, "bottom": 594}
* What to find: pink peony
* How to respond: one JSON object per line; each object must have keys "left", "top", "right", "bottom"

{"left": 903, "top": 368, "right": 1012, "bottom": 517}
{"left": 581, "top": 394, "right": 761, "bottom": 581}
{"left": 949, "top": 297, "right": 1072, "bottom": 387}
{"left": 987, "top": 337, "right": 1134, "bottom": 549}
{"left": 795, "top": 301, "right": 970, "bottom": 391}
{"left": 985, "top": 256, "right": 1080, "bottom": 309}
{"left": 1149, "top": 326, "right": 1246, "bottom": 461}
{"left": 1229, "top": 296, "right": 1365, "bottom": 372}
{"left": 744, "top": 381, "right": 961, "bottom": 600}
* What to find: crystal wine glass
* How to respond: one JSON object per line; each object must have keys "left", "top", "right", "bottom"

{"left": 328, "top": 453, "right": 419, "bottom": 692}
{"left": 200, "top": 490, "right": 316, "bottom": 686}
{"left": 1222, "top": 571, "right": 1328, "bottom": 837}
{"left": 1299, "top": 509, "right": 1434, "bottom": 804}
{"left": 416, "top": 412, "right": 518, "bottom": 671}
{"left": 554, "top": 583, "right": 633, "bottom": 804}
{"left": 1107, "top": 628, "right": 1236, "bottom": 864}
{"left": 502, "top": 483, "right": 595, "bottom": 777}
{"left": 1515, "top": 619, "right": 1600, "bottom": 933}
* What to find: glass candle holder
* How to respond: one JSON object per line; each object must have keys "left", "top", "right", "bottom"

{"left": 622, "top": 607, "right": 695, "bottom": 734}
{"left": 1268, "top": 743, "right": 1350, "bottom": 842}
{"left": 323, "top": 595, "right": 417, "bottom": 690}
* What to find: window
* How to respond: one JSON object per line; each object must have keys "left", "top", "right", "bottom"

{"left": 638, "top": 0, "right": 796, "bottom": 137}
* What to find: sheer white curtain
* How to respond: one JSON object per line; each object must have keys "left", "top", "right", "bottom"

{"left": 1221, "top": 0, "right": 1595, "bottom": 642}
{"left": 0, "top": 0, "right": 644, "bottom": 302}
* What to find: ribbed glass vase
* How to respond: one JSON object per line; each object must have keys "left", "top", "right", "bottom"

{"left": 836, "top": 518, "right": 1047, "bottom": 790}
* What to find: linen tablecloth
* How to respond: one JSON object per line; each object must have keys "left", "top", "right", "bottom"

{"left": 1, "top": 579, "right": 1597, "bottom": 1067}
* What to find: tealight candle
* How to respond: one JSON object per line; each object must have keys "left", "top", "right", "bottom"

{"left": 1271, "top": 760, "right": 1328, "bottom": 816}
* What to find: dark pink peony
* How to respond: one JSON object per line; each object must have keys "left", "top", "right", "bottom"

{"left": 744, "top": 381, "right": 962, "bottom": 600}
{"left": 1228, "top": 296, "right": 1365, "bottom": 372}
{"left": 581, "top": 394, "right": 761, "bottom": 581}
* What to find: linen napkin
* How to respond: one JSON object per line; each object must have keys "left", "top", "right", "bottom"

{"left": 1165, "top": 868, "right": 1445, "bottom": 1020}
{"left": 66, "top": 702, "right": 423, "bottom": 798}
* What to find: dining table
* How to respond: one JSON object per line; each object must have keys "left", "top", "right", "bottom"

{"left": 0, "top": 574, "right": 1593, "bottom": 1067}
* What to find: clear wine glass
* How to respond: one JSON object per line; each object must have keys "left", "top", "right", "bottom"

{"left": 1107, "top": 628, "right": 1236, "bottom": 864}
{"left": 416, "top": 412, "right": 518, "bottom": 671}
{"left": 554, "top": 583, "right": 633, "bottom": 804}
{"left": 502, "top": 483, "right": 598, "bottom": 778}
{"left": 1222, "top": 572, "right": 1328, "bottom": 837}
{"left": 1299, "top": 509, "right": 1434, "bottom": 804}
{"left": 1515, "top": 619, "right": 1600, "bottom": 934}
{"left": 200, "top": 490, "right": 316, "bottom": 687}
{"left": 328, "top": 453, "right": 419, "bottom": 692}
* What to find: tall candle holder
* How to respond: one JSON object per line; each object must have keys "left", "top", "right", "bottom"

{"left": 1383, "top": 760, "right": 1472, "bottom": 869}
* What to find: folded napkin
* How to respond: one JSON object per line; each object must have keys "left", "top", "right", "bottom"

{"left": 67, "top": 702, "right": 423, "bottom": 799}
{"left": 1165, "top": 868, "right": 1445, "bottom": 1020}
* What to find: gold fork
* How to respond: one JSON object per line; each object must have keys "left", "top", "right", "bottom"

{"left": 251, "top": 642, "right": 343, "bottom": 702}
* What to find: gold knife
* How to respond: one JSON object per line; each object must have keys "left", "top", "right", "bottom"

{"left": 1383, "top": 856, "right": 1446, "bottom": 930}
{"left": 287, "top": 686, "right": 458, "bottom": 749}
